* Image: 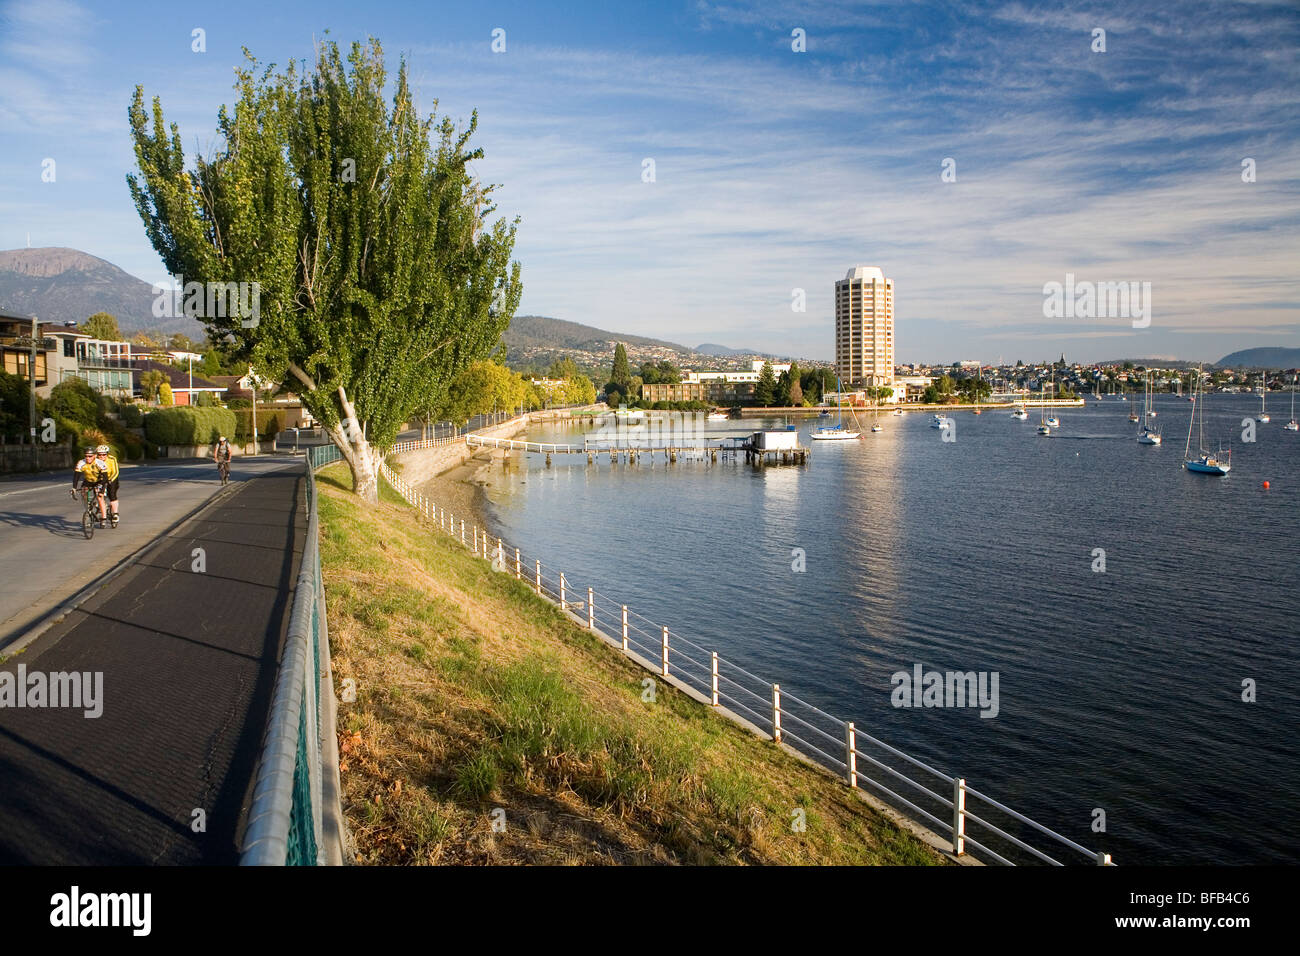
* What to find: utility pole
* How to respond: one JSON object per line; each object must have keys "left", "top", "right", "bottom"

{"left": 250, "top": 366, "right": 257, "bottom": 458}
{"left": 29, "top": 315, "right": 38, "bottom": 447}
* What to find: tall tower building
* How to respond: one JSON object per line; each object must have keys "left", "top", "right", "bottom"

{"left": 835, "top": 265, "right": 894, "bottom": 388}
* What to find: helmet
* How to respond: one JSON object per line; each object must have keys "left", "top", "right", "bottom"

{"left": 95, "top": 444, "right": 109, "bottom": 454}
{"left": 84, "top": 447, "right": 95, "bottom": 457}
{"left": 218, "top": 436, "right": 227, "bottom": 443}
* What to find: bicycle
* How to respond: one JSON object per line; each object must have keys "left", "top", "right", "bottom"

{"left": 217, "top": 459, "right": 230, "bottom": 486}
{"left": 76, "top": 484, "right": 109, "bottom": 540}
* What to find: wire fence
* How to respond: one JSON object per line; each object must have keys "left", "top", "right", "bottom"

{"left": 362, "top": 434, "right": 1116, "bottom": 867}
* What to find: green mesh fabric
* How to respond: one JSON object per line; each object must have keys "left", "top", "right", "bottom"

{"left": 285, "top": 684, "right": 318, "bottom": 866}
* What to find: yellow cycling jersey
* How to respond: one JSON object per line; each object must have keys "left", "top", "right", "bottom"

{"left": 76, "top": 456, "right": 119, "bottom": 482}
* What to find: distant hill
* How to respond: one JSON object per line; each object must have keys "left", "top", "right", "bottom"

{"left": 696, "top": 342, "right": 759, "bottom": 357}
{"left": 1216, "top": 347, "right": 1300, "bottom": 369}
{"left": 0, "top": 247, "right": 203, "bottom": 339}
{"left": 505, "top": 315, "right": 694, "bottom": 355}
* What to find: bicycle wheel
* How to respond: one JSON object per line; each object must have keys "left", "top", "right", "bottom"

{"left": 82, "top": 502, "right": 94, "bottom": 539}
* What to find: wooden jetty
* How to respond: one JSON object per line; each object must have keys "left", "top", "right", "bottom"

{"left": 465, "top": 433, "right": 808, "bottom": 467}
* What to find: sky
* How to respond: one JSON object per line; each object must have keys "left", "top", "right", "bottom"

{"left": 1, "top": 0, "right": 1297, "bottom": 365}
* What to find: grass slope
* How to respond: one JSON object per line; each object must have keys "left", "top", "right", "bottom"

{"left": 318, "top": 464, "right": 943, "bottom": 866}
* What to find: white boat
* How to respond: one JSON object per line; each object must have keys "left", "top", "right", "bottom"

{"left": 1285, "top": 385, "right": 1298, "bottom": 431}
{"left": 1183, "top": 365, "right": 1230, "bottom": 474}
{"left": 1256, "top": 381, "right": 1270, "bottom": 422}
{"left": 930, "top": 414, "right": 951, "bottom": 429}
{"left": 1011, "top": 405, "right": 1028, "bottom": 420}
{"left": 1138, "top": 371, "right": 1161, "bottom": 444}
{"left": 869, "top": 401, "right": 883, "bottom": 432}
{"left": 1044, "top": 375, "right": 1059, "bottom": 429}
{"left": 707, "top": 412, "right": 729, "bottom": 421}
{"left": 892, "top": 408, "right": 904, "bottom": 416}
{"left": 812, "top": 378, "right": 860, "bottom": 440}
{"left": 1037, "top": 383, "right": 1051, "bottom": 434}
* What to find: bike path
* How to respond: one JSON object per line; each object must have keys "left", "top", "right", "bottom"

{"left": 0, "top": 463, "right": 306, "bottom": 864}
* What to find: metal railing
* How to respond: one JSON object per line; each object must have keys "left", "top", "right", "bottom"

{"left": 371, "top": 443, "right": 1116, "bottom": 867}
{"left": 240, "top": 445, "right": 344, "bottom": 865}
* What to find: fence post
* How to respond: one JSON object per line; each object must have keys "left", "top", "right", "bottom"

{"left": 473, "top": 527, "right": 478, "bottom": 555}
{"left": 772, "top": 684, "right": 782, "bottom": 742}
{"left": 560, "top": 572, "right": 567, "bottom": 611}
{"left": 952, "top": 778, "right": 966, "bottom": 856}
{"left": 661, "top": 626, "right": 669, "bottom": 676}
{"left": 498, "top": 538, "right": 504, "bottom": 567}
{"left": 845, "top": 722, "right": 858, "bottom": 788}
{"left": 621, "top": 606, "right": 628, "bottom": 651}
{"left": 460, "top": 520, "right": 465, "bottom": 547}
{"left": 587, "top": 588, "right": 594, "bottom": 630}
{"left": 711, "top": 652, "right": 719, "bottom": 706}
{"left": 535, "top": 560, "right": 541, "bottom": 595}
{"left": 515, "top": 548, "right": 521, "bottom": 579}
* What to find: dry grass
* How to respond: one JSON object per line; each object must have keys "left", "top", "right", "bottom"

{"left": 318, "top": 463, "right": 945, "bottom": 866}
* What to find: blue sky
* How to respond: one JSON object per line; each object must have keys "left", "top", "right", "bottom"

{"left": 2, "top": 0, "right": 1297, "bottom": 364}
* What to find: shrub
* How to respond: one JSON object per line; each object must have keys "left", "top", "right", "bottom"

{"left": 144, "top": 407, "right": 238, "bottom": 446}
{"left": 121, "top": 432, "right": 145, "bottom": 461}
{"left": 47, "top": 379, "right": 103, "bottom": 430}
{"left": 120, "top": 404, "right": 143, "bottom": 428}
{"left": 233, "top": 408, "right": 281, "bottom": 443}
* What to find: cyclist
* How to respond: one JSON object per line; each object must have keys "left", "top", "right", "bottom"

{"left": 92, "top": 444, "right": 121, "bottom": 525}
{"left": 70, "top": 446, "right": 112, "bottom": 525}
{"left": 213, "top": 435, "right": 232, "bottom": 482}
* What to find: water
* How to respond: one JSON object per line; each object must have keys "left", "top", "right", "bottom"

{"left": 469, "top": 396, "right": 1300, "bottom": 864}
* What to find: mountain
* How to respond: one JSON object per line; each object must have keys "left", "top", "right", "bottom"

{"left": 696, "top": 343, "right": 760, "bottom": 357}
{"left": 1216, "top": 347, "right": 1300, "bottom": 369}
{"left": 504, "top": 315, "right": 694, "bottom": 355}
{"left": 0, "top": 247, "right": 203, "bottom": 338}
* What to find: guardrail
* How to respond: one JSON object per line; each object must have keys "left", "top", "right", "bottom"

{"left": 372, "top": 447, "right": 1115, "bottom": 866}
{"left": 240, "top": 444, "right": 345, "bottom": 865}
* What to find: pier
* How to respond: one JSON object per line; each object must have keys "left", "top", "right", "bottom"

{"left": 465, "top": 433, "right": 808, "bottom": 467}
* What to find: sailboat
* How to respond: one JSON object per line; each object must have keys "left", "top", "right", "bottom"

{"left": 1138, "top": 371, "right": 1161, "bottom": 445}
{"left": 1256, "top": 376, "right": 1270, "bottom": 423}
{"left": 1183, "top": 365, "right": 1230, "bottom": 474}
{"left": 1044, "top": 375, "right": 1060, "bottom": 428}
{"left": 1285, "top": 384, "right": 1298, "bottom": 431}
{"left": 1036, "top": 383, "right": 1051, "bottom": 435}
{"left": 812, "top": 379, "right": 861, "bottom": 440}
{"left": 870, "top": 399, "right": 883, "bottom": 432}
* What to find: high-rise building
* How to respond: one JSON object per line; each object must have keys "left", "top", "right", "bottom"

{"left": 835, "top": 265, "right": 894, "bottom": 388}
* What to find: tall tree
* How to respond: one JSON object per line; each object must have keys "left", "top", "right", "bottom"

{"left": 83, "top": 312, "right": 121, "bottom": 341}
{"left": 127, "top": 38, "right": 521, "bottom": 502}
{"left": 611, "top": 343, "right": 631, "bottom": 392}
{"left": 754, "top": 362, "right": 777, "bottom": 406}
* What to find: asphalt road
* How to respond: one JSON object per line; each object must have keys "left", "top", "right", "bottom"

{"left": 0, "top": 457, "right": 296, "bottom": 647}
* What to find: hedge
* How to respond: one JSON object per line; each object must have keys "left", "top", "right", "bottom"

{"left": 144, "top": 407, "right": 238, "bottom": 446}
{"left": 233, "top": 408, "right": 281, "bottom": 443}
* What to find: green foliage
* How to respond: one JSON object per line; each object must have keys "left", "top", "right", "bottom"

{"left": 0, "top": 371, "right": 33, "bottom": 437}
{"left": 144, "top": 407, "right": 238, "bottom": 445}
{"left": 82, "top": 312, "right": 121, "bottom": 341}
{"left": 139, "top": 370, "right": 166, "bottom": 402}
{"left": 159, "top": 382, "right": 173, "bottom": 405}
{"left": 233, "top": 408, "right": 281, "bottom": 443}
{"left": 48, "top": 378, "right": 104, "bottom": 430}
{"left": 639, "top": 360, "right": 680, "bottom": 385}
{"left": 548, "top": 356, "right": 579, "bottom": 380}
{"left": 754, "top": 362, "right": 777, "bottom": 406}
{"left": 610, "top": 343, "right": 631, "bottom": 391}
{"left": 439, "top": 360, "right": 529, "bottom": 424}
{"left": 127, "top": 37, "right": 521, "bottom": 476}
{"left": 194, "top": 390, "right": 217, "bottom": 407}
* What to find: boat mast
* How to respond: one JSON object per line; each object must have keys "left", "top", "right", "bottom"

{"left": 1183, "top": 365, "right": 1199, "bottom": 460}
